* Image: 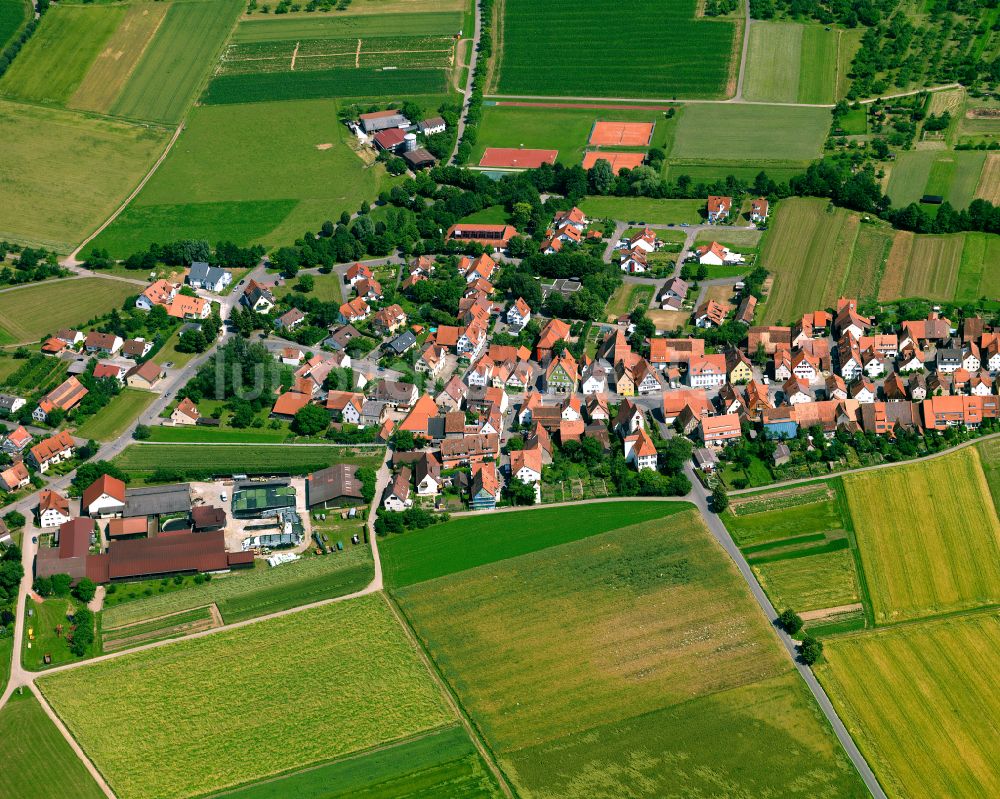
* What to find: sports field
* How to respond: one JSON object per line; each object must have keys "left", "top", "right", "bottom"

{"left": 381, "top": 501, "right": 691, "bottom": 588}
{"left": 816, "top": 613, "right": 1000, "bottom": 799}
{"left": 0, "top": 4, "right": 123, "bottom": 106}
{"left": 112, "top": 442, "right": 381, "bottom": 479}
{"left": 472, "top": 104, "right": 675, "bottom": 167}
{"left": 877, "top": 231, "right": 965, "bottom": 301}
{"left": 582, "top": 151, "right": 646, "bottom": 170}
{"left": 103, "top": 546, "right": 373, "bottom": 627}
{"left": 578, "top": 196, "right": 704, "bottom": 224}
{"left": 758, "top": 199, "right": 862, "bottom": 324}
{"left": 844, "top": 448, "right": 1000, "bottom": 624}
{"left": 90, "top": 98, "right": 390, "bottom": 255}
{"left": 40, "top": 595, "right": 454, "bottom": 799}
{"left": 396, "top": 511, "right": 866, "bottom": 797}
{"left": 110, "top": 0, "right": 244, "bottom": 123}
{"left": 75, "top": 389, "right": 156, "bottom": 441}
{"left": 495, "top": 0, "right": 736, "bottom": 98}
{"left": 672, "top": 104, "right": 829, "bottom": 163}
{"left": 0, "top": 692, "right": 105, "bottom": 799}
{"left": 478, "top": 147, "right": 557, "bottom": 168}
{"left": 0, "top": 100, "right": 168, "bottom": 251}
{"left": 743, "top": 22, "right": 843, "bottom": 104}
{"left": 0, "top": 277, "right": 137, "bottom": 343}
{"left": 589, "top": 120, "right": 653, "bottom": 146}
{"left": 887, "top": 150, "right": 987, "bottom": 208}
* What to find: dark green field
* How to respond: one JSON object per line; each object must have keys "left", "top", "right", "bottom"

{"left": 496, "top": 0, "right": 736, "bottom": 98}
{"left": 202, "top": 68, "right": 448, "bottom": 105}
{"left": 0, "top": 0, "right": 27, "bottom": 51}
{"left": 211, "top": 725, "right": 502, "bottom": 799}
{"left": 380, "top": 501, "right": 692, "bottom": 588}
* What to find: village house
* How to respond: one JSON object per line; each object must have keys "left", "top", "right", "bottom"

{"left": 33, "top": 376, "right": 88, "bottom": 422}
{"left": 470, "top": 461, "right": 501, "bottom": 510}
{"left": 687, "top": 354, "right": 727, "bottom": 389}
{"left": 242, "top": 280, "right": 276, "bottom": 313}
{"left": 620, "top": 247, "right": 648, "bottom": 275}
{"left": 373, "top": 304, "right": 407, "bottom": 335}
{"left": 445, "top": 224, "right": 518, "bottom": 252}
{"left": 37, "top": 489, "right": 71, "bottom": 528}
{"left": 383, "top": 467, "right": 413, "bottom": 512}
{"left": 0, "top": 462, "right": 29, "bottom": 492}
{"left": 83, "top": 474, "right": 127, "bottom": 518}
{"left": 187, "top": 262, "right": 232, "bottom": 293}
{"left": 699, "top": 413, "right": 742, "bottom": 449}
{"left": 125, "top": 361, "right": 165, "bottom": 391}
{"left": 783, "top": 377, "right": 812, "bottom": 405}
{"left": 339, "top": 297, "right": 370, "bottom": 324}
{"left": 506, "top": 297, "right": 531, "bottom": 331}
{"left": 735, "top": 294, "right": 757, "bottom": 325}
{"left": 750, "top": 197, "right": 769, "bottom": 223}
{"left": 0, "top": 393, "right": 25, "bottom": 416}
{"left": 695, "top": 242, "right": 743, "bottom": 266}
{"left": 171, "top": 397, "right": 200, "bottom": 426}
{"left": 706, "top": 195, "right": 732, "bottom": 223}
{"left": 275, "top": 308, "right": 306, "bottom": 331}
{"left": 623, "top": 427, "right": 657, "bottom": 471}
{"left": 325, "top": 391, "right": 365, "bottom": 425}
{"left": 2, "top": 425, "right": 31, "bottom": 455}
{"left": 509, "top": 447, "right": 542, "bottom": 485}
{"left": 28, "top": 430, "right": 76, "bottom": 473}
{"left": 694, "top": 299, "right": 727, "bottom": 328}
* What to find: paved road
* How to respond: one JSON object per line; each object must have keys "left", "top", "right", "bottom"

{"left": 450, "top": 0, "right": 483, "bottom": 164}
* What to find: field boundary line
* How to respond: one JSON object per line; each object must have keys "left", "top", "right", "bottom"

{"left": 355, "top": 37, "right": 361, "bottom": 68}
{"left": 101, "top": 603, "right": 217, "bottom": 633}
{"left": 822, "top": 602, "right": 1000, "bottom": 641}
{"left": 382, "top": 592, "right": 516, "bottom": 799}
{"left": 64, "top": 122, "right": 184, "bottom": 265}
{"left": 290, "top": 40, "right": 299, "bottom": 70}
{"left": 28, "top": 682, "right": 118, "bottom": 799}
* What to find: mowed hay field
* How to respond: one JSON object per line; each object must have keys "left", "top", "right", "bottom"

{"left": 0, "top": 4, "right": 123, "bottom": 105}
{"left": 496, "top": 0, "right": 736, "bottom": 99}
{"left": 844, "top": 448, "right": 1000, "bottom": 624}
{"left": 954, "top": 231, "right": 1000, "bottom": 303}
{"left": 974, "top": 151, "right": 1000, "bottom": 203}
{"left": 0, "top": 100, "right": 168, "bottom": 251}
{"left": 0, "top": 692, "right": 105, "bottom": 799}
{"left": 0, "top": 278, "right": 137, "bottom": 342}
{"left": 671, "top": 103, "right": 829, "bottom": 164}
{"left": 90, "top": 98, "right": 390, "bottom": 255}
{"left": 39, "top": 595, "right": 454, "bottom": 799}
{"left": 758, "top": 198, "right": 860, "bottom": 324}
{"left": 816, "top": 613, "right": 1000, "bottom": 799}
{"left": 753, "top": 548, "right": 860, "bottom": 613}
{"left": 396, "top": 511, "right": 867, "bottom": 797}
{"left": 110, "top": 0, "right": 244, "bottom": 123}
{"left": 877, "top": 231, "right": 965, "bottom": 301}
{"left": 743, "top": 22, "right": 843, "bottom": 104}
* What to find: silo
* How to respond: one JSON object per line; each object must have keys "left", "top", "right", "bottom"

{"left": 404, "top": 133, "right": 417, "bottom": 152}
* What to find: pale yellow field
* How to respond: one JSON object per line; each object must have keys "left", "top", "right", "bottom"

{"left": 844, "top": 448, "right": 1000, "bottom": 624}
{"left": 878, "top": 231, "right": 964, "bottom": 301}
{"left": 974, "top": 153, "right": 1000, "bottom": 204}
{"left": 816, "top": 613, "right": 1000, "bottom": 799}
{"left": 70, "top": 2, "right": 169, "bottom": 114}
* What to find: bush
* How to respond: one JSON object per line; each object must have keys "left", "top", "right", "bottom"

{"left": 72, "top": 578, "right": 97, "bottom": 604}
{"left": 4, "top": 510, "right": 25, "bottom": 530}
{"left": 33, "top": 576, "right": 53, "bottom": 597}
{"left": 50, "top": 573, "right": 72, "bottom": 597}
{"left": 133, "top": 424, "right": 151, "bottom": 440}
{"left": 69, "top": 607, "right": 94, "bottom": 656}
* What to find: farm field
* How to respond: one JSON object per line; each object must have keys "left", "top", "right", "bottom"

{"left": 758, "top": 198, "right": 861, "bottom": 324}
{"left": 724, "top": 482, "right": 848, "bottom": 546}
{"left": 887, "top": 150, "right": 987, "bottom": 208}
{"left": 844, "top": 448, "right": 1000, "bottom": 624}
{"left": 752, "top": 547, "right": 859, "bottom": 613}
{"left": 666, "top": 161, "right": 805, "bottom": 185}
{"left": 0, "top": 692, "right": 106, "bottom": 799}
{"left": 578, "top": 196, "right": 704, "bottom": 224}
{"left": 974, "top": 152, "right": 1000, "bottom": 202}
{"left": 103, "top": 546, "right": 373, "bottom": 627}
{"left": 112, "top": 443, "right": 382, "bottom": 480}
{"left": 816, "top": 613, "right": 1000, "bottom": 799}
{"left": 232, "top": 11, "right": 462, "bottom": 41}
{"left": 877, "top": 231, "right": 965, "bottom": 301}
{"left": 671, "top": 104, "right": 829, "bottom": 164}
{"left": 0, "top": 4, "right": 123, "bottom": 106}
{"left": 39, "top": 595, "right": 454, "bottom": 799}
{"left": 396, "top": 511, "right": 867, "bottom": 798}
{"left": 381, "top": 501, "right": 691, "bottom": 588}
{"left": 471, "top": 104, "right": 674, "bottom": 167}
{"left": 495, "top": 0, "right": 736, "bottom": 99}
{"left": 0, "top": 0, "right": 28, "bottom": 51}
{"left": 110, "top": 0, "right": 244, "bottom": 123}
{"left": 954, "top": 231, "right": 1000, "bottom": 303}
{"left": 0, "top": 100, "right": 169, "bottom": 252}
{"left": 101, "top": 606, "right": 218, "bottom": 653}
{"left": 743, "top": 22, "right": 841, "bottom": 104}
{"left": 90, "top": 98, "right": 390, "bottom": 256}
{"left": 75, "top": 389, "right": 156, "bottom": 441}
{"left": 980, "top": 439, "right": 1000, "bottom": 514}
{"left": 69, "top": 2, "right": 169, "bottom": 115}
{"left": 840, "top": 225, "right": 893, "bottom": 302}
{"left": 0, "top": 278, "right": 137, "bottom": 343}
{"left": 216, "top": 724, "right": 503, "bottom": 799}
{"left": 147, "top": 425, "right": 290, "bottom": 443}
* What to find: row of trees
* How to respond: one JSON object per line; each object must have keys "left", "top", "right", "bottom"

{"left": 85, "top": 239, "right": 264, "bottom": 272}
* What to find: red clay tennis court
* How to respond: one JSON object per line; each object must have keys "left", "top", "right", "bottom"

{"left": 589, "top": 121, "right": 654, "bottom": 147}
{"left": 479, "top": 148, "right": 558, "bottom": 168}
{"left": 582, "top": 151, "right": 647, "bottom": 171}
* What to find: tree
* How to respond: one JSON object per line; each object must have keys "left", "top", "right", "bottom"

{"left": 50, "top": 573, "right": 72, "bottom": 597}
{"left": 295, "top": 274, "right": 314, "bottom": 293}
{"left": 291, "top": 404, "right": 329, "bottom": 436}
{"left": 69, "top": 607, "right": 94, "bottom": 656}
{"left": 72, "top": 461, "right": 128, "bottom": 493}
{"left": 3, "top": 510, "right": 25, "bottom": 530}
{"left": 391, "top": 430, "right": 416, "bottom": 451}
{"left": 504, "top": 478, "right": 536, "bottom": 506}
{"left": 778, "top": 608, "right": 803, "bottom": 634}
{"left": 32, "top": 575, "right": 52, "bottom": 597}
{"left": 133, "top": 424, "right": 151, "bottom": 440}
{"left": 798, "top": 633, "right": 823, "bottom": 665}
{"left": 72, "top": 577, "right": 96, "bottom": 604}
{"left": 711, "top": 482, "right": 729, "bottom": 512}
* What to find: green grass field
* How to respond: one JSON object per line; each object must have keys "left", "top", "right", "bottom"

{"left": 396, "top": 511, "right": 867, "bottom": 798}
{"left": 840, "top": 224, "right": 893, "bottom": 302}
{"left": 758, "top": 198, "right": 862, "bottom": 324}
{"left": 743, "top": 22, "right": 841, "bottom": 104}
{"left": 605, "top": 283, "right": 654, "bottom": 319}
{"left": 147, "top": 425, "right": 291, "bottom": 443}
{"left": 816, "top": 613, "right": 1000, "bottom": 799}
{"left": 91, "top": 98, "right": 390, "bottom": 255}
{"left": 381, "top": 501, "right": 692, "bottom": 588}
{"left": 578, "top": 196, "right": 704, "bottom": 224}
{"left": 275, "top": 272, "right": 343, "bottom": 304}
{"left": 0, "top": 277, "right": 137, "bottom": 343}
{"left": 0, "top": 100, "right": 169, "bottom": 251}
{"left": 75, "top": 389, "right": 155, "bottom": 441}
{"left": 954, "top": 232, "right": 1000, "bottom": 303}
{"left": 0, "top": 4, "right": 123, "bottom": 106}
{"left": 496, "top": 0, "right": 736, "bottom": 98}
{"left": 979, "top": 439, "right": 1000, "bottom": 516}
{"left": 888, "top": 150, "right": 987, "bottom": 208}
{"left": 752, "top": 547, "right": 859, "bottom": 612}
{"left": 23, "top": 597, "right": 99, "bottom": 671}
{"left": 471, "top": 104, "right": 675, "bottom": 166}
{"left": 112, "top": 442, "right": 381, "bottom": 479}
{"left": 725, "top": 482, "right": 847, "bottom": 546}
{"left": 0, "top": 0, "right": 29, "bottom": 51}
{"left": 40, "top": 595, "right": 453, "bottom": 799}
{"left": 233, "top": 11, "right": 461, "bottom": 41}
{"left": 110, "top": 0, "right": 244, "bottom": 123}
{"left": 844, "top": 448, "right": 1000, "bottom": 624}
{"left": 0, "top": 691, "right": 105, "bottom": 799}
{"left": 103, "top": 546, "right": 373, "bottom": 626}
{"left": 215, "top": 724, "right": 503, "bottom": 799}
{"left": 671, "top": 104, "right": 829, "bottom": 164}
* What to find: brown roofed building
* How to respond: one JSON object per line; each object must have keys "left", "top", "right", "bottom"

{"left": 307, "top": 464, "right": 365, "bottom": 508}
